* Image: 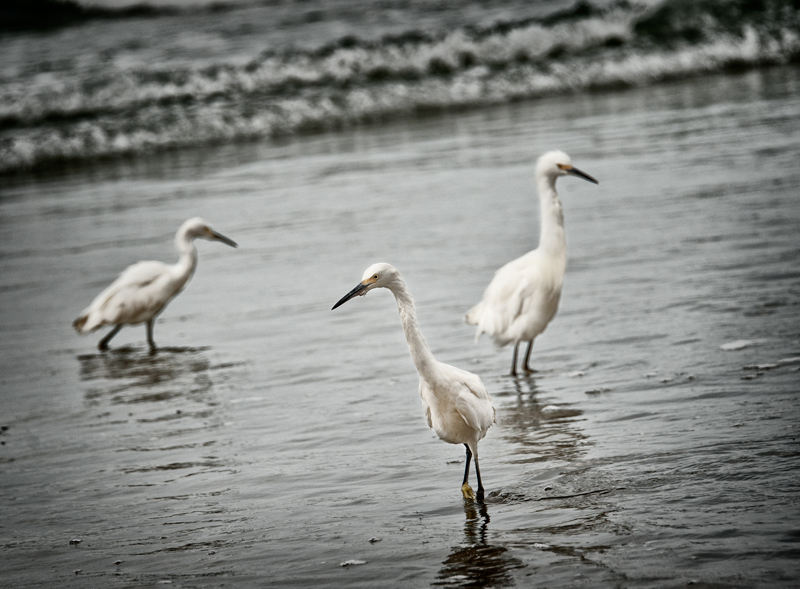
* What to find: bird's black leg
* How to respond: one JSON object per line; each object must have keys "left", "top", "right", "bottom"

{"left": 522, "top": 340, "right": 537, "bottom": 374}
{"left": 98, "top": 325, "right": 122, "bottom": 351}
{"left": 474, "top": 452, "right": 485, "bottom": 503}
{"left": 461, "top": 444, "right": 476, "bottom": 500}
{"left": 146, "top": 319, "right": 157, "bottom": 352}
{"left": 462, "top": 444, "right": 472, "bottom": 486}
{"left": 510, "top": 342, "right": 520, "bottom": 376}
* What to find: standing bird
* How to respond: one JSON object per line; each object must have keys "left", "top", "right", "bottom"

{"left": 465, "top": 150, "right": 598, "bottom": 376}
{"left": 73, "top": 217, "right": 237, "bottom": 351}
{"left": 332, "top": 263, "right": 496, "bottom": 502}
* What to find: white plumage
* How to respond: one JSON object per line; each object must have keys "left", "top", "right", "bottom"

{"left": 466, "top": 150, "right": 598, "bottom": 375}
{"left": 333, "top": 263, "right": 496, "bottom": 502}
{"left": 73, "top": 217, "right": 237, "bottom": 351}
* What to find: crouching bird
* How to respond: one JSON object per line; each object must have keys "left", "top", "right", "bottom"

{"left": 73, "top": 217, "right": 237, "bottom": 351}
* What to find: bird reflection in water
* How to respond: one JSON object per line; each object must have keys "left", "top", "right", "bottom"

{"left": 499, "top": 375, "right": 587, "bottom": 465}
{"left": 77, "top": 346, "right": 215, "bottom": 406}
{"left": 434, "top": 502, "right": 523, "bottom": 588}
{"left": 76, "top": 347, "right": 232, "bottom": 478}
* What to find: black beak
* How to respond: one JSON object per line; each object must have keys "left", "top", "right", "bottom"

{"left": 567, "top": 166, "right": 599, "bottom": 184}
{"left": 211, "top": 230, "right": 238, "bottom": 248}
{"left": 332, "top": 282, "right": 369, "bottom": 310}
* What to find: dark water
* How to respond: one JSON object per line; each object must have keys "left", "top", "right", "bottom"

{"left": 2, "top": 0, "right": 800, "bottom": 585}
{"left": 2, "top": 64, "right": 799, "bottom": 587}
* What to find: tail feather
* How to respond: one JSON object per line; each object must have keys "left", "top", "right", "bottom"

{"left": 464, "top": 303, "right": 480, "bottom": 326}
{"left": 73, "top": 314, "right": 88, "bottom": 333}
{"left": 464, "top": 304, "right": 485, "bottom": 343}
{"left": 72, "top": 311, "right": 100, "bottom": 333}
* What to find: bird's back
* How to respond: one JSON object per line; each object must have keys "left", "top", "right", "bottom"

{"left": 466, "top": 247, "right": 565, "bottom": 346}
{"left": 74, "top": 260, "right": 184, "bottom": 332}
{"left": 419, "top": 362, "right": 495, "bottom": 446}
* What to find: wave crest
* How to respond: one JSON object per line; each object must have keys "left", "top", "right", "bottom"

{"left": 2, "top": 0, "right": 799, "bottom": 175}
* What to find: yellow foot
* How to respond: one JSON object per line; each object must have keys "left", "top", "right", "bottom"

{"left": 461, "top": 483, "right": 476, "bottom": 500}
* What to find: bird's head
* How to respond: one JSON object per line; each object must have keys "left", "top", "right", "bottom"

{"left": 180, "top": 217, "right": 238, "bottom": 248}
{"left": 536, "top": 150, "right": 598, "bottom": 185}
{"left": 332, "top": 262, "right": 399, "bottom": 310}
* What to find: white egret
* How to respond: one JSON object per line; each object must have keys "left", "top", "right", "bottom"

{"left": 332, "top": 263, "right": 496, "bottom": 502}
{"left": 465, "top": 150, "right": 598, "bottom": 376}
{"left": 73, "top": 217, "right": 237, "bottom": 351}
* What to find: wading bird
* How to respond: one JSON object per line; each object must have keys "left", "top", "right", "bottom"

{"left": 465, "top": 150, "right": 598, "bottom": 376}
{"left": 332, "top": 263, "right": 495, "bottom": 502}
{"left": 73, "top": 217, "right": 237, "bottom": 351}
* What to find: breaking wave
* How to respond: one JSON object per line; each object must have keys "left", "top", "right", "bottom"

{"left": 1, "top": 0, "right": 799, "bottom": 174}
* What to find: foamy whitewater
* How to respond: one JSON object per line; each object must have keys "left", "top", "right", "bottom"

{"left": 1, "top": 0, "right": 799, "bottom": 175}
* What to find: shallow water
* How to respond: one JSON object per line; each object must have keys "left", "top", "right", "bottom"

{"left": 2, "top": 66, "right": 800, "bottom": 587}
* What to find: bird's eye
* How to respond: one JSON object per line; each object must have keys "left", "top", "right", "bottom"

{"left": 373, "top": 274, "right": 378, "bottom": 279}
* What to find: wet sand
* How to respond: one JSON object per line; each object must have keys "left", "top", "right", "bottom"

{"left": 2, "top": 66, "right": 800, "bottom": 587}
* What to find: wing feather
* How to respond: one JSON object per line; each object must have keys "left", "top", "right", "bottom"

{"left": 77, "top": 261, "right": 177, "bottom": 330}
{"left": 467, "top": 248, "right": 563, "bottom": 345}
{"left": 448, "top": 366, "right": 496, "bottom": 433}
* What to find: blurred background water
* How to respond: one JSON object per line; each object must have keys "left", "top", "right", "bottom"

{"left": 1, "top": 1, "right": 799, "bottom": 587}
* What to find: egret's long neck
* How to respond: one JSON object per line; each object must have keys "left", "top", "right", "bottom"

{"left": 537, "top": 175, "right": 567, "bottom": 258}
{"left": 390, "top": 279, "right": 438, "bottom": 381}
{"left": 174, "top": 231, "right": 198, "bottom": 285}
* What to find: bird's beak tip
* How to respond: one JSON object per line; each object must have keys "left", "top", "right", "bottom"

{"left": 332, "top": 282, "right": 369, "bottom": 310}
{"left": 568, "top": 166, "right": 599, "bottom": 185}
{"left": 211, "top": 231, "right": 238, "bottom": 248}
